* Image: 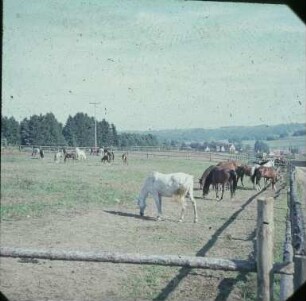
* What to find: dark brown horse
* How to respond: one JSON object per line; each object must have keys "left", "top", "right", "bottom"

{"left": 63, "top": 148, "right": 76, "bottom": 162}
{"left": 236, "top": 164, "right": 253, "bottom": 187}
{"left": 199, "top": 165, "right": 215, "bottom": 189}
{"left": 202, "top": 166, "right": 237, "bottom": 200}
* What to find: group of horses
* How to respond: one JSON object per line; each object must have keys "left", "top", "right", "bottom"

{"left": 52, "top": 147, "right": 128, "bottom": 165}
{"left": 199, "top": 159, "right": 282, "bottom": 201}
{"left": 136, "top": 159, "right": 283, "bottom": 223}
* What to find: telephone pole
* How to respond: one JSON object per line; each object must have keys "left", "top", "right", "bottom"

{"left": 89, "top": 102, "right": 101, "bottom": 149}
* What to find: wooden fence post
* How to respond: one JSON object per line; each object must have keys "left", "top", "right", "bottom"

{"left": 293, "top": 254, "right": 306, "bottom": 291}
{"left": 257, "top": 197, "right": 274, "bottom": 301}
{"left": 280, "top": 208, "right": 294, "bottom": 301}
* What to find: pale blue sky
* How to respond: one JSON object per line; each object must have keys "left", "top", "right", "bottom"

{"left": 2, "top": 0, "right": 305, "bottom": 131}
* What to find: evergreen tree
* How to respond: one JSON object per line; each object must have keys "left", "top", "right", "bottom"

{"left": 63, "top": 116, "right": 77, "bottom": 146}
{"left": 1, "top": 116, "right": 21, "bottom": 145}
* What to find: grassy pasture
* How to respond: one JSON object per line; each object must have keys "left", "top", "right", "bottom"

{"left": 0, "top": 149, "right": 289, "bottom": 300}
{"left": 0, "top": 149, "right": 208, "bottom": 220}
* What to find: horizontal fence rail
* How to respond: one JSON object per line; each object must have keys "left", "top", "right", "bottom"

{"left": 0, "top": 247, "right": 293, "bottom": 275}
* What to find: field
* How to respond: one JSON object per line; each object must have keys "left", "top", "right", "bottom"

{"left": 242, "top": 135, "right": 306, "bottom": 151}
{"left": 1, "top": 149, "right": 290, "bottom": 301}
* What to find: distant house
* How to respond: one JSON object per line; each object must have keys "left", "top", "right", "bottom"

{"left": 205, "top": 146, "right": 210, "bottom": 152}
{"left": 229, "top": 144, "right": 236, "bottom": 153}
{"left": 220, "top": 146, "right": 225, "bottom": 152}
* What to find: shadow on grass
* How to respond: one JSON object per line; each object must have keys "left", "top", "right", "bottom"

{"left": 103, "top": 210, "right": 156, "bottom": 221}
{"left": 153, "top": 188, "right": 267, "bottom": 301}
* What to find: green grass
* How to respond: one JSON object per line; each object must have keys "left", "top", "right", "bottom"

{"left": 1, "top": 150, "right": 291, "bottom": 300}
{"left": 1, "top": 151, "right": 208, "bottom": 220}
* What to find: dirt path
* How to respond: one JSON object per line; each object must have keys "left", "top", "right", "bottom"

{"left": 0, "top": 182, "right": 285, "bottom": 301}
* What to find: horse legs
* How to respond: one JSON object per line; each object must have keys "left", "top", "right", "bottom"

{"left": 219, "top": 184, "right": 225, "bottom": 200}
{"left": 179, "top": 197, "right": 187, "bottom": 223}
{"left": 152, "top": 193, "right": 162, "bottom": 221}
{"left": 256, "top": 175, "right": 262, "bottom": 191}
{"left": 186, "top": 189, "right": 198, "bottom": 223}
{"left": 240, "top": 174, "right": 244, "bottom": 187}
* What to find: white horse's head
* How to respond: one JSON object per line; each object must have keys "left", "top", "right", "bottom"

{"left": 136, "top": 197, "right": 146, "bottom": 216}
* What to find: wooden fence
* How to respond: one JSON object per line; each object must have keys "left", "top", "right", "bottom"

{"left": 288, "top": 165, "right": 306, "bottom": 292}
{"left": 0, "top": 196, "right": 295, "bottom": 301}
{"left": 15, "top": 144, "right": 253, "bottom": 163}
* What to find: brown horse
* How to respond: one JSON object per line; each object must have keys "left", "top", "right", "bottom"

{"left": 202, "top": 166, "right": 237, "bottom": 200}
{"left": 63, "top": 148, "right": 76, "bottom": 162}
{"left": 199, "top": 165, "right": 215, "bottom": 189}
{"left": 236, "top": 164, "right": 253, "bottom": 187}
{"left": 253, "top": 166, "right": 281, "bottom": 191}
{"left": 216, "top": 160, "right": 241, "bottom": 171}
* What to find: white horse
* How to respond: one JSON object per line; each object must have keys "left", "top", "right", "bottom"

{"left": 75, "top": 147, "right": 87, "bottom": 160}
{"left": 136, "top": 172, "right": 198, "bottom": 223}
{"left": 54, "top": 150, "right": 63, "bottom": 163}
{"left": 32, "top": 147, "right": 40, "bottom": 157}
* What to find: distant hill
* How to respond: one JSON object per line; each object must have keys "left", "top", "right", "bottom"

{"left": 132, "top": 123, "right": 306, "bottom": 143}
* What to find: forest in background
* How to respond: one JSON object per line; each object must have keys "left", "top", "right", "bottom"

{"left": 1, "top": 113, "right": 305, "bottom": 152}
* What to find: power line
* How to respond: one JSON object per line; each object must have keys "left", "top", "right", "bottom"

{"left": 89, "top": 102, "right": 101, "bottom": 148}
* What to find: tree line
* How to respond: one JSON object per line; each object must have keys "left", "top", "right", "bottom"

{"left": 1, "top": 113, "right": 159, "bottom": 148}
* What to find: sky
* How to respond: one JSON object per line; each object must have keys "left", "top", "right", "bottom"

{"left": 2, "top": 0, "right": 306, "bottom": 131}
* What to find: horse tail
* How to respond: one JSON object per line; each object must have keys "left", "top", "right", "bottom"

{"left": 229, "top": 170, "right": 237, "bottom": 196}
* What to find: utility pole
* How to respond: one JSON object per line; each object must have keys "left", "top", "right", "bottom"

{"left": 89, "top": 102, "right": 101, "bottom": 149}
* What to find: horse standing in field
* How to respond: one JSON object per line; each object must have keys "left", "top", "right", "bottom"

{"left": 63, "top": 148, "right": 76, "bottom": 162}
{"left": 54, "top": 150, "right": 63, "bottom": 163}
{"left": 136, "top": 171, "right": 198, "bottom": 223}
{"left": 39, "top": 149, "right": 44, "bottom": 159}
{"left": 32, "top": 147, "right": 40, "bottom": 157}
{"left": 75, "top": 147, "right": 87, "bottom": 160}
{"left": 251, "top": 166, "right": 281, "bottom": 191}
{"left": 32, "top": 147, "right": 44, "bottom": 159}
{"left": 121, "top": 153, "right": 128, "bottom": 165}
{"left": 199, "top": 165, "right": 216, "bottom": 189}
{"left": 236, "top": 164, "right": 254, "bottom": 187}
{"left": 101, "top": 153, "right": 111, "bottom": 163}
{"left": 202, "top": 166, "right": 237, "bottom": 201}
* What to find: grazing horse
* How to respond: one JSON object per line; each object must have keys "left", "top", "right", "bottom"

{"left": 136, "top": 172, "right": 198, "bottom": 223}
{"left": 63, "top": 148, "right": 76, "bottom": 162}
{"left": 54, "top": 150, "right": 63, "bottom": 163}
{"left": 252, "top": 166, "right": 281, "bottom": 191}
{"left": 236, "top": 164, "right": 253, "bottom": 187}
{"left": 202, "top": 166, "right": 237, "bottom": 200}
{"left": 101, "top": 154, "right": 111, "bottom": 163}
{"left": 122, "top": 153, "right": 128, "bottom": 165}
{"left": 32, "top": 147, "right": 44, "bottom": 159}
{"left": 32, "top": 147, "right": 40, "bottom": 157}
{"left": 75, "top": 147, "right": 87, "bottom": 160}
{"left": 199, "top": 165, "right": 216, "bottom": 189}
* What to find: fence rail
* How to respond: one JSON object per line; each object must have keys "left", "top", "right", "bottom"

{"left": 11, "top": 145, "right": 254, "bottom": 163}
{"left": 0, "top": 247, "right": 293, "bottom": 275}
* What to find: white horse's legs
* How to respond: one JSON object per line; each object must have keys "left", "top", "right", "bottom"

{"left": 152, "top": 193, "right": 162, "bottom": 220}
{"left": 187, "top": 189, "right": 198, "bottom": 223}
{"left": 179, "top": 198, "right": 187, "bottom": 222}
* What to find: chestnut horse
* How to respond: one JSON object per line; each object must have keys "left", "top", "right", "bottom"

{"left": 252, "top": 166, "right": 280, "bottom": 191}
